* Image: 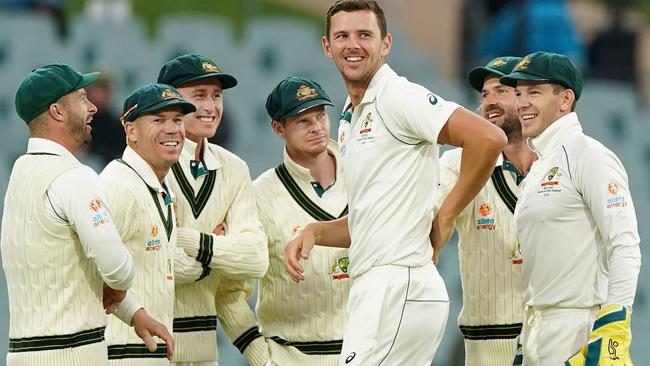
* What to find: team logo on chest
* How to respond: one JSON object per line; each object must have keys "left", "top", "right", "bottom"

{"left": 537, "top": 166, "right": 563, "bottom": 196}
{"left": 330, "top": 256, "right": 350, "bottom": 280}
{"left": 476, "top": 203, "right": 496, "bottom": 230}
{"left": 355, "top": 112, "right": 376, "bottom": 145}
{"left": 146, "top": 225, "right": 162, "bottom": 251}
{"left": 606, "top": 180, "right": 627, "bottom": 208}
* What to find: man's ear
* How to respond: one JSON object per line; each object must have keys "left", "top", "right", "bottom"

{"left": 271, "top": 120, "right": 285, "bottom": 139}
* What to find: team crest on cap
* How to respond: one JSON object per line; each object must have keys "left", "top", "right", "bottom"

{"left": 202, "top": 61, "right": 220, "bottom": 73}
{"left": 515, "top": 56, "right": 531, "bottom": 71}
{"left": 489, "top": 58, "right": 507, "bottom": 67}
{"left": 161, "top": 89, "right": 180, "bottom": 100}
{"left": 296, "top": 85, "right": 318, "bottom": 101}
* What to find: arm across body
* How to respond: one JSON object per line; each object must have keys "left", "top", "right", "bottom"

{"left": 284, "top": 216, "right": 350, "bottom": 282}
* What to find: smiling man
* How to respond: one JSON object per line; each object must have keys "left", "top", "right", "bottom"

{"left": 284, "top": 1, "right": 507, "bottom": 365}
{"left": 436, "top": 56, "right": 537, "bottom": 365}
{"left": 158, "top": 54, "right": 268, "bottom": 366}
{"left": 100, "top": 83, "right": 211, "bottom": 365}
{"left": 501, "top": 51, "right": 641, "bottom": 365}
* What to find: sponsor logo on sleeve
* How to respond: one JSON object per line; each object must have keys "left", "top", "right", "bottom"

{"left": 606, "top": 180, "right": 627, "bottom": 208}
{"left": 89, "top": 198, "right": 110, "bottom": 227}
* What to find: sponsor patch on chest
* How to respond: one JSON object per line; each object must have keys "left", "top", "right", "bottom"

{"left": 354, "top": 112, "right": 376, "bottom": 144}
{"left": 476, "top": 203, "right": 496, "bottom": 231}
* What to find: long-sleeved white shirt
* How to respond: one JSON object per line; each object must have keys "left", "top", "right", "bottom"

{"left": 514, "top": 112, "right": 641, "bottom": 308}
{"left": 33, "top": 138, "right": 135, "bottom": 290}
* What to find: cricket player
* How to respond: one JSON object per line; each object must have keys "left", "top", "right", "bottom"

{"left": 101, "top": 83, "right": 212, "bottom": 365}
{"left": 230, "top": 76, "right": 350, "bottom": 366}
{"left": 157, "top": 54, "right": 269, "bottom": 366}
{"left": 1, "top": 64, "right": 173, "bottom": 366}
{"left": 284, "top": 1, "right": 507, "bottom": 365}
{"left": 436, "top": 56, "right": 537, "bottom": 365}
{"left": 500, "top": 51, "right": 641, "bottom": 365}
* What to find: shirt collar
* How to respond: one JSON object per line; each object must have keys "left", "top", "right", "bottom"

{"left": 181, "top": 137, "right": 221, "bottom": 170}
{"left": 344, "top": 63, "right": 396, "bottom": 108}
{"left": 27, "top": 138, "right": 79, "bottom": 162}
{"left": 121, "top": 145, "right": 173, "bottom": 197}
{"left": 528, "top": 112, "right": 582, "bottom": 158}
{"left": 283, "top": 139, "right": 342, "bottom": 183}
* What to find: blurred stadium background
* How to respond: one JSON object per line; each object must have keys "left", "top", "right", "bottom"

{"left": 0, "top": 0, "right": 649, "bottom": 364}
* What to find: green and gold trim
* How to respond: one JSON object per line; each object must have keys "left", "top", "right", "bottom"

{"left": 9, "top": 326, "right": 105, "bottom": 353}
{"left": 233, "top": 326, "right": 264, "bottom": 353}
{"left": 275, "top": 163, "right": 347, "bottom": 221}
{"left": 270, "top": 336, "right": 343, "bottom": 355}
{"left": 459, "top": 323, "right": 523, "bottom": 340}
{"left": 195, "top": 233, "right": 214, "bottom": 281}
{"left": 107, "top": 343, "right": 168, "bottom": 359}
{"left": 491, "top": 166, "right": 518, "bottom": 214}
{"left": 173, "top": 316, "right": 218, "bottom": 333}
{"left": 171, "top": 162, "right": 216, "bottom": 219}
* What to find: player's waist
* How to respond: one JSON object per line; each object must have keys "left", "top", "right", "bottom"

{"left": 9, "top": 326, "right": 106, "bottom": 353}
{"left": 348, "top": 247, "right": 433, "bottom": 278}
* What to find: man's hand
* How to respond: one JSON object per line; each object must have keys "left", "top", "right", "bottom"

{"left": 429, "top": 213, "right": 455, "bottom": 265}
{"left": 284, "top": 225, "right": 316, "bottom": 282}
{"left": 213, "top": 223, "right": 227, "bottom": 236}
{"left": 102, "top": 282, "right": 126, "bottom": 314}
{"left": 132, "top": 308, "right": 175, "bottom": 360}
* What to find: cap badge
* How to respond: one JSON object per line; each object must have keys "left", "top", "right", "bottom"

{"left": 489, "top": 58, "right": 507, "bottom": 67}
{"left": 161, "top": 89, "right": 180, "bottom": 100}
{"left": 515, "top": 56, "right": 531, "bottom": 71}
{"left": 296, "top": 85, "right": 317, "bottom": 101}
{"left": 202, "top": 61, "right": 220, "bottom": 73}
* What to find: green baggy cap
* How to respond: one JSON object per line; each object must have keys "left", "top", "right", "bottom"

{"left": 265, "top": 76, "right": 334, "bottom": 121}
{"left": 120, "top": 83, "right": 196, "bottom": 125}
{"left": 158, "top": 54, "right": 237, "bottom": 89}
{"left": 467, "top": 56, "right": 522, "bottom": 92}
{"left": 15, "top": 63, "right": 100, "bottom": 123}
{"left": 500, "top": 51, "right": 583, "bottom": 100}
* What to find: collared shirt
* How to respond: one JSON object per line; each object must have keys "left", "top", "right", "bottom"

{"left": 338, "top": 63, "right": 459, "bottom": 280}
{"left": 33, "top": 138, "right": 134, "bottom": 291}
{"left": 121, "top": 145, "right": 174, "bottom": 211}
{"left": 182, "top": 137, "right": 221, "bottom": 179}
{"left": 282, "top": 140, "right": 345, "bottom": 202}
{"left": 515, "top": 113, "right": 641, "bottom": 308}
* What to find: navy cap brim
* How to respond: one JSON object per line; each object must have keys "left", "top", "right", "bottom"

{"left": 278, "top": 98, "right": 334, "bottom": 120}
{"left": 134, "top": 99, "right": 197, "bottom": 120}
{"left": 467, "top": 67, "right": 508, "bottom": 92}
{"left": 500, "top": 71, "right": 552, "bottom": 88}
{"left": 175, "top": 73, "right": 238, "bottom": 89}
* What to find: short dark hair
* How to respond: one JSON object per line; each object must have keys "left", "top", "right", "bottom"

{"left": 552, "top": 84, "right": 577, "bottom": 111}
{"left": 326, "top": 0, "right": 387, "bottom": 39}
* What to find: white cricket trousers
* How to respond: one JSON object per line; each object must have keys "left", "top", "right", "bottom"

{"left": 171, "top": 362, "right": 218, "bottom": 366}
{"left": 464, "top": 338, "right": 518, "bottom": 366}
{"left": 520, "top": 306, "right": 599, "bottom": 366}
{"left": 340, "top": 263, "right": 449, "bottom": 366}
